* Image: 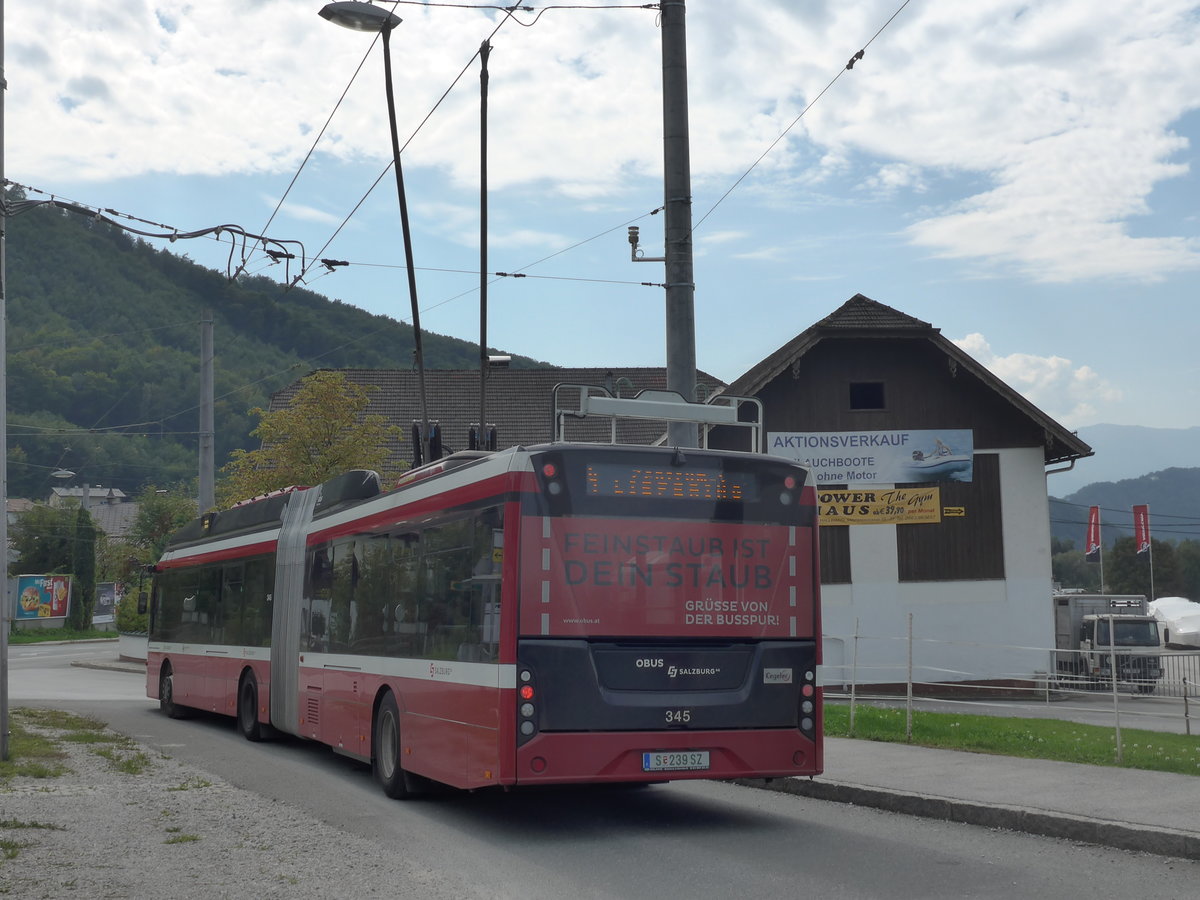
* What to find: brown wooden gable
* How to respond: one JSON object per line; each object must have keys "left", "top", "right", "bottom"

{"left": 719, "top": 294, "right": 1092, "bottom": 465}
{"left": 270, "top": 366, "right": 728, "bottom": 466}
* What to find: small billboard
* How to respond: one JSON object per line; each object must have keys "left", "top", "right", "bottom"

{"left": 15, "top": 574, "right": 72, "bottom": 621}
{"left": 94, "top": 582, "right": 119, "bottom": 625}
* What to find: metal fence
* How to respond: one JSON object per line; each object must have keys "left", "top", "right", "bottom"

{"left": 822, "top": 616, "right": 1199, "bottom": 754}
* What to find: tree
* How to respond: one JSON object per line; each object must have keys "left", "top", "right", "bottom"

{"left": 68, "top": 506, "right": 97, "bottom": 631}
{"left": 8, "top": 504, "right": 77, "bottom": 577}
{"left": 1106, "top": 536, "right": 1180, "bottom": 598}
{"left": 1051, "top": 548, "right": 1100, "bottom": 592}
{"left": 131, "top": 486, "right": 198, "bottom": 560}
{"left": 1171, "top": 539, "right": 1200, "bottom": 600}
{"left": 217, "top": 371, "right": 401, "bottom": 507}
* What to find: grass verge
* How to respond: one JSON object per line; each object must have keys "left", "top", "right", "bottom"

{"left": 826, "top": 703, "right": 1200, "bottom": 775}
{"left": 7, "top": 628, "right": 116, "bottom": 645}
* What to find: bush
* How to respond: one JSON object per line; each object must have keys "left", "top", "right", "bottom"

{"left": 115, "top": 590, "right": 148, "bottom": 633}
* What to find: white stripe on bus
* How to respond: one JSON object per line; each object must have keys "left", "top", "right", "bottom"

{"left": 159, "top": 529, "right": 281, "bottom": 563}
{"left": 306, "top": 652, "right": 517, "bottom": 689}
{"left": 150, "top": 644, "right": 516, "bottom": 689}
{"left": 147, "top": 642, "right": 272, "bottom": 662}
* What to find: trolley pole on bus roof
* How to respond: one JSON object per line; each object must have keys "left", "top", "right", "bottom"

{"left": 661, "top": 0, "right": 698, "bottom": 448}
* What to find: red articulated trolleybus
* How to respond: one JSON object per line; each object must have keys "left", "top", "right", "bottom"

{"left": 147, "top": 385, "right": 822, "bottom": 797}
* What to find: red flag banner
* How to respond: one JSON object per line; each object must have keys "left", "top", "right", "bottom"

{"left": 1133, "top": 504, "right": 1151, "bottom": 555}
{"left": 1085, "top": 506, "right": 1101, "bottom": 562}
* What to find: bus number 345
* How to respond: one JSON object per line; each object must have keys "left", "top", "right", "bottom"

{"left": 665, "top": 709, "right": 692, "bottom": 724}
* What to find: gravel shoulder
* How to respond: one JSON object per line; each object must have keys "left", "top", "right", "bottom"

{"left": 0, "top": 712, "right": 454, "bottom": 899}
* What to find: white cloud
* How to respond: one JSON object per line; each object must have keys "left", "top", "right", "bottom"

{"left": 8, "top": 0, "right": 1200, "bottom": 285}
{"left": 952, "top": 332, "right": 1122, "bottom": 429}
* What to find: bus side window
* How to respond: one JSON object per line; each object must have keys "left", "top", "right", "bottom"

{"left": 305, "top": 546, "right": 333, "bottom": 652}
{"left": 242, "top": 557, "right": 273, "bottom": 648}
{"left": 388, "top": 532, "right": 422, "bottom": 657}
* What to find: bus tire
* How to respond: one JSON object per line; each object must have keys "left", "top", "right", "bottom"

{"left": 159, "top": 667, "right": 188, "bottom": 720}
{"left": 373, "top": 692, "right": 417, "bottom": 799}
{"left": 237, "top": 671, "right": 265, "bottom": 741}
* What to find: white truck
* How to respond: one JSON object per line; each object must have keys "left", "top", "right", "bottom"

{"left": 1052, "top": 592, "right": 1163, "bottom": 693}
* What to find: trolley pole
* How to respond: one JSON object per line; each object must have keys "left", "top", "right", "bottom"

{"left": 660, "top": 0, "right": 697, "bottom": 448}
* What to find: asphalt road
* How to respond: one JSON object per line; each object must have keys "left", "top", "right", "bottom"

{"left": 6, "top": 643, "right": 1199, "bottom": 899}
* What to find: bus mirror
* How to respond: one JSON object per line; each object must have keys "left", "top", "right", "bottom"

{"left": 137, "top": 592, "right": 148, "bottom": 615}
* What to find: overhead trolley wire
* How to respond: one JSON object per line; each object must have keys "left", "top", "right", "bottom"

{"left": 693, "top": 0, "right": 914, "bottom": 233}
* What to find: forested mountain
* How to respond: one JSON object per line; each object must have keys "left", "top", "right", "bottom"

{"left": 1050, "top": 467, "right": 1200, "bottom": 548}
{"left": 5, "top": 195, "right": 546, "bottom": 500}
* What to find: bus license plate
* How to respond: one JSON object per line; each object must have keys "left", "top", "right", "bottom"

{"left": 642, "top": 750, "right": 710, "bottom": 772}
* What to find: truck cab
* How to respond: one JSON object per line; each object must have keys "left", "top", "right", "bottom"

{"left": 1053, "top": 593, "right": 1163, "bottom": 693}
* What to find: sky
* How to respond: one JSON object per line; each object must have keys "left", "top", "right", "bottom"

{"left": 7, "top": 0, "right": 1200, "bottom": 434}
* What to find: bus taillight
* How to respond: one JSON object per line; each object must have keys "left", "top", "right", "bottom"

{"left": 518, "top": 670, "right": 538, "bottom": 741}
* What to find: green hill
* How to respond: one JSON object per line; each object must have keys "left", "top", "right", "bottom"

{"left": 5, "top": 193, "right": 546, "bottom": 499}
{"left": 1050, "top": 467, "right": 1200, "bottom": 548}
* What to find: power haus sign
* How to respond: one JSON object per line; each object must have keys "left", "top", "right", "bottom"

{"left": 816, "top": 487, "right": 941, "bottom": 525}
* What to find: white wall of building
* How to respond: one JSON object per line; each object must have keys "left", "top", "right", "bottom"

{"left": 820, "top": 448, "right": 1056, "bottom": 687}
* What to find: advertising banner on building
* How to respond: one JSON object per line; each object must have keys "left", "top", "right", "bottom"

{"left": 816, "top": 487, "right": 942, "bottom": 525}
{"left": 1133, "top": 504, "right": 1151, "bottom": 555}
{"left": 15, "top": 574, "right": 72, "bottom": 621}
{"left": 767, "top": 429, "right": 973, "bottom": 485}
{"left": 94, "top": 582, "right": 118, "bottom": 625}
{"left": 1085, "top": 506, "right": 1102, "bottom": 562}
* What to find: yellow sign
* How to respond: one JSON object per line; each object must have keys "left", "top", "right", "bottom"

{"left": 943, "top": 506, "right": 966, "bottom": 517}
{"left": 817, "top": 488, "right": 942, "bottom": 526}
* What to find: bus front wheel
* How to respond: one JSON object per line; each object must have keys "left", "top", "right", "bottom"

{"left": 159, "top": 668, "right": 188, "bottom": 720}
{"left": 373, "top": 693, "right": 418, "bottom": 799}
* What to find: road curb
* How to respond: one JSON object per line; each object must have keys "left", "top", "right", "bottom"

{"left": 70, "top": 660, "right": 145, "bottom": 675}
{"left": 735, "top": 777, "right": 1200, "bottom": 861}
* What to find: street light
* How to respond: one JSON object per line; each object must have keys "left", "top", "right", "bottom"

{"left": 319, "top": 1, "right": 399, "bottom": 31}
{"left": 319, "top": 1, "right": 432, "bottom": 465}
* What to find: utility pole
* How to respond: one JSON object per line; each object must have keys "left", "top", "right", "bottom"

{"left": 661, "top": 0, "right": 698, "bottom": 448}
{"left": 0, "top": 0, "right": 9, "bottom": 762}
{"left": 199, "top": 312, "right": 214, "bottom": 512}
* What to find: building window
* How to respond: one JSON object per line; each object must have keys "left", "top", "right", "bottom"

{"left": 849, "top": 381, "right": 885, "bottom": 410}
{"left": 819, "top": 525, "right": 850, "bottom": 584}
{"left": 896, "top": 454, "right": 1003, "bottom": 581}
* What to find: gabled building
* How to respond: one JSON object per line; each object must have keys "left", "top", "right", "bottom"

{"left": 711, "top": 294, "right": 1093, "bottom": 688}
{"left": 268, "top": 366, "right": 727, "bottom": 469}
{"left": 273, "top": 294, "right": 1091, "bottom": 688}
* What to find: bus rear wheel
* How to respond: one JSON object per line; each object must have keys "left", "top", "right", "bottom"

{"left": 237, "top": 671, "right": 265, "bottom": 741}
{"left": 373, "top": 692, "right": 418, "bottom": 799}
